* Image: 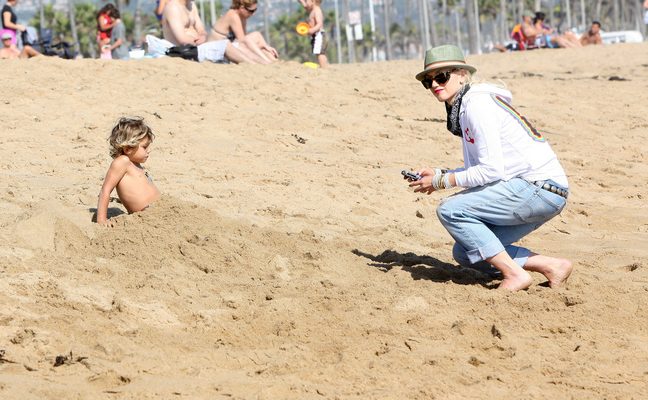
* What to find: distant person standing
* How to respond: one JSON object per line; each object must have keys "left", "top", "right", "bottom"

{"left": 580, "top": 21, "right": 602, "bottom": 46}
{"left": 1, "top": 0, "right": 26, "bottom": 45}
{"left": 644, "top": 0, "right": 648, "bottom": 27}
{"left": 97, "top": 3, "right": 116, "bottom": 59}
{"left": 297, "top": 0, "right": 328, "bottom": 67}
{"left": 109, "top": 8, "right": 129, "bottom": 59}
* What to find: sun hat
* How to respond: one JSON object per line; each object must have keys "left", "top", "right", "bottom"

{"left": 522, "top": 10, "right": 534, "bottom": 18}
{"left": 1, "top": 32, "right": 13, "bottom": 40}
{"left": 415, "top": 45, "right": 476, "bottom": 81}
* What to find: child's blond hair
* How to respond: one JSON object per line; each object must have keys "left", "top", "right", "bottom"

{"left": 108, "top": 117, "right": 155, "bottom": 158}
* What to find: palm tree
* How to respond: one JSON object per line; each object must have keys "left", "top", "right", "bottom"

{"left": 68, "top": 0, "right": 80, "bottom": 55}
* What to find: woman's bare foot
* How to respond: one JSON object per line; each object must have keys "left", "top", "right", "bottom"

{"left": 499, "top": 271, "right": 533, "bottom": 291}
{"left": 524, "top": 253, "right": 573, "bottom": 288}
{"left": 486, "top": 251, "right": 533, "bottom": 291}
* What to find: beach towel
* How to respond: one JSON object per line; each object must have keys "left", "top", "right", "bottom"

{"left": 145, "top": 35, "right": 228, "bottom": 63}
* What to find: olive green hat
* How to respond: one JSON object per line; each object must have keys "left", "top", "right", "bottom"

{"left": 415, "top": 45, "right": 476, "bottom": 81}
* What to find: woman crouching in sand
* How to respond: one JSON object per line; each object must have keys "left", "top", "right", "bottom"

{"left": 405, "top": 45, "right": 572, "bottom": 291}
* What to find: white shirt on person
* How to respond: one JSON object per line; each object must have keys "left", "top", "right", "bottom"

{"left": 451, "top": 84, "right": 568, "bottom": 188}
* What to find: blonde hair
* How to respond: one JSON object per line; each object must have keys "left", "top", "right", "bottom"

{"left": 108, "top": 117, "right": 155, "bottom": 158}
{"left": 462, "top": 69, "right": 507, "bottom": 90}
{"left": 231, "top": 0, "right": 256, "bottom": 9}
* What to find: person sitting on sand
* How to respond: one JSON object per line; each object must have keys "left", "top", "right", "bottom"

{"left": 159, "top": 0, "right": 259, "bottom": 63}
{"left": 208, "top": 0, "right": 278, "bottom": 64}
{"left": 533, "top": 11, "right": 581, "bottom": 48}
{"left": 96, "top": 117, "right": 161, "bottom": 226}
{"left": 0, "top": 31, "right": 39, "bottom": 58}
{"left": 406, "top": 45, "right": 573, "bottom": 291}
{"left": 580, "top": 21, "right": 602, "bottom": 46}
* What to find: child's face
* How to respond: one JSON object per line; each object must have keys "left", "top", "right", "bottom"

{"left": 305, "top": 0, "right": 314, "bottom": 8}
{"left": 124, "top": 137, "right": 152, "bottom": 164}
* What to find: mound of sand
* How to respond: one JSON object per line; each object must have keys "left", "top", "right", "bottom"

{"left": 1, "top": 43, "right": 647, "bottom": 398}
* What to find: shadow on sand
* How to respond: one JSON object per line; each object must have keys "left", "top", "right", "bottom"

{"left": 352, "top": 248, "right": 499, "bottom": 288}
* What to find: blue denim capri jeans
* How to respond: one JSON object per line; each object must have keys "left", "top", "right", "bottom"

{"left": 436, "top": 177, "right": 567, "bottom": 269}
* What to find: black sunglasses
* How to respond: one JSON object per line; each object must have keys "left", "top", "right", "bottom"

{"left": 245, "top": 6, "right": 257, "bottom": 13}
{"left": 421, "top": 69, "right": 456, "bottom": 89}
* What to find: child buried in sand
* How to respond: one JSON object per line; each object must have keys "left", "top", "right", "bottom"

{"left": 96, "top": 117, "right": 160, "bottom": 226}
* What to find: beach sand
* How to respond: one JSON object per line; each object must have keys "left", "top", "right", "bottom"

{"left": 1, "top": 43, "right": 647, "bottom": 399}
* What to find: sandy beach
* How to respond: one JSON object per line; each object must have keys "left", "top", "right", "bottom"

{"left": 1, "top": 43, "right": 648, "bottom": 399}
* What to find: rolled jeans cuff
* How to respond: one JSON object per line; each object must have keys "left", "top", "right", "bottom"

{"left": 465, "top": 240, "right": 504, "bottom": 264}
{"left": 465, "top": 242, "right": 531, "bottom": 267}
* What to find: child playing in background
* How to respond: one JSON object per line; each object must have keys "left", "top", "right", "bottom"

{"left": 297, "top": 0, "right": 328, "bottom": 67}
{"left": 96, "top": 117, "right": 160, "bottom": 226}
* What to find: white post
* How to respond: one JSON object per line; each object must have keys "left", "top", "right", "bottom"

{"left": 368, "top": 0, "right": 377, "bottom": 61}
{"left": 210, "top": 0, "right": 216, "bottom": 27}
{"left": 334, "top": 0, "right": 342, "bottom": 63}
{"left": 565, "top": 0, "right": 572, "bottom": 30}
{"left": 422, "top": 0, "right": 430, "bottom": 50}
{"left": 474, "top": 0, "right": 481, "bottom": 54}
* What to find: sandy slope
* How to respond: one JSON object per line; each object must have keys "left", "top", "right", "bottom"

{"left": 1, "top": 43, "right": 647, "bottom": 399}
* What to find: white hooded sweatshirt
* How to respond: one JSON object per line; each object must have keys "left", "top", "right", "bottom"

{"left": 452, "top": 84, "right": 568, "bottom": 189}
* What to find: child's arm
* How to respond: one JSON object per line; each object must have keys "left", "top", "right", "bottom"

{"left": 96, "top": 157, "right": 129, "bottom": 225}
{"left": 296, "top": 0, "right": 307, "bottom": 8}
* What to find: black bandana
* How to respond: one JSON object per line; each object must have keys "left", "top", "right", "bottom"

{"left": 445, "top": 84, "right": 471, "bottom": 137}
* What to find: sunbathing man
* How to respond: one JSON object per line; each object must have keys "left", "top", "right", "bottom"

{"left": 0, "top": 31, "right": 39, "bottom": 58}
{"left": 161, "top": 0, "right": 258, "bottom": 63}
{"left": 580, "top": 21, "right": 602, "bottom": 46}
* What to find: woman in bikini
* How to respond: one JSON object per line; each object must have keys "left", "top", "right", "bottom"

{"left": 208, "top": 0, "right": 278, "bottom": 64}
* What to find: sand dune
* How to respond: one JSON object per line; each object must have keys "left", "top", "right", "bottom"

{"left": 1, "top": 43, "right": 648, "bottom": 398}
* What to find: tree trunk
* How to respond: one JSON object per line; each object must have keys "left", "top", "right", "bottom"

{"left": 499, "top": 0, "right": 507, "bottom": 43}
{"left": 333, "top": 0, "right": 342, "bottom": 63}
{"left": 263, "top": 0, "right": 269, "bottom": 43}
{"left": 342, "top": 0, "right": 355, "bottom": 63}
{"left": 135, "top": 0, "right": 143, "bottom": 46}
{"left": 210, "top": 0, "right": 216, "bottom": 27}
{"left": 68, "top": 0, "right": 80, "bottom": 56}
{"left": 612, "top": 0, "right": 619, "bottom": 30}
{"left": 441, "top": 0, "right": 447, "bottom": 42}
{"left": 421, "top": 0, "right": 431, "bottom": 50}
{"left": 465, "top": 0, "right": 478, "bottom": 54}
{"left": 428, "top": 0, "right": 438, "bottom": 46}
{"left": 383, "top": 0, "right": 393, "bottom": 60}
{"left": 39, "top": 0, "right": 45, "bottom": 37}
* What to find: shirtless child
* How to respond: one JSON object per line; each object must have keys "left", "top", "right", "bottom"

{"left": 297, "top": 0, "right": 328, "bottom": 67}
{"left": 96, "top": 117, "right": 160, "bottom": 226}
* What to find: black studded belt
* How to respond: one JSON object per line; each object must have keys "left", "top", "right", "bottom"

{"left": 531, "top": 180, "right": 569, "bottom": 199}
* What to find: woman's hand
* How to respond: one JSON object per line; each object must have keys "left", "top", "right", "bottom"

{"left": 263, "top": 44, "right": 278, "bottom": 59}
{"left": 409, "top": 175, "right": 435, "bottom": 194}
{"left": 406, "top": 167, "right": 437, "bottom": 195}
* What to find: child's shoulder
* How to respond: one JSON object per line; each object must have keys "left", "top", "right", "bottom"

{"left": 109, "top": 155, "right": 133, "bottom": 170}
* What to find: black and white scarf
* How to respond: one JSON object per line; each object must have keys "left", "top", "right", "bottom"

{"left": 445, "top": 84, "right": 471, "bottom": 137}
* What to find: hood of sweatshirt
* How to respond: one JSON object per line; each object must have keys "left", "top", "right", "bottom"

{"left": 464, "top": 83, "right": 513, "bottom": 104}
